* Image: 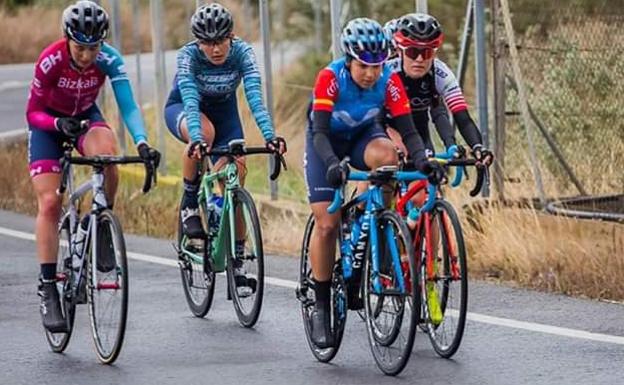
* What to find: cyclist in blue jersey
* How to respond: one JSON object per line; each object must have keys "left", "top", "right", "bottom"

{"left": 304, "top": 18, "right": 444, "bottom": 348}
{"left": 164, "top": 3, "right": 286, "bottom": 278}
{"left": 26, "top": 1, "right": 160, "bottom": 332}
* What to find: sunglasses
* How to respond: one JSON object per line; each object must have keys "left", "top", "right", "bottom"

{"left": 199, "top": 37, "right": 230, "bottom": 47}
{"left": 352, "top": 50, "right": 388, "bottom": 65}
{"left": 401, "top": 46, "right": 436, "bottom": 60}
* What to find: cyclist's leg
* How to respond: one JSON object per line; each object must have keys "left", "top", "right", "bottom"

{"left": 208, "top": 97, "right": 246, "bottom": 239}
{"left": 305, "top": 130, "right": 342, "bottom": 347}
{"left": 77, "top": 105, "right": 119, "bottom": 207}
{"left": 165, "top": 101, "right": 216, "bottom": 238}
{"left": 29, "top": 128, "right": 67, "bottom": 331}
{"left": 351, "top": 124, "right": 398, "bottom": 204}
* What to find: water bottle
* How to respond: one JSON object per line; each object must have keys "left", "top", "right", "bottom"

{"left": 207, "top": 195, "right": 223, "bottom": 234}
{"left": 72, "top": 216, "right": 89, "bottom": 271}
{"left": 340, "top": 223, "right": 353, "bottom": 279}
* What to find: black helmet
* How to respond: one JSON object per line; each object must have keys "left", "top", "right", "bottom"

{"left": 62, "top": 0, "right": 109, "bottom": 46}
{"left": 395, "top": 13, "right": 443, "bottom": 48}
{"left": 340, "top": 18, "right": 390, "bottom": 65}
{"left": 191, "top": 3, "right": 234, "bottom": 41}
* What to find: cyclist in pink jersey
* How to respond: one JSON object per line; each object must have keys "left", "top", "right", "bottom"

{"left": 26, "top": 1, "right": 160, "bottom": 333}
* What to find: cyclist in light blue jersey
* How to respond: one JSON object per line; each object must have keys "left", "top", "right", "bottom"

{"left": 164, "top": 3, "right": 286, "bottom": 240}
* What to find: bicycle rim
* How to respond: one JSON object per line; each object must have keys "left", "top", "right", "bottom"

{"left": 87, "top": 210, "right": 128, "bottom": 364}
{"left": 364, "top": 211, "right": 417, "bottom": 376}
{"left": 421, "top": 200, "right": 468, "bottom": 358}
{"left": 227, "top": 188, "right": 264, "bottom": 328}
{"left": 177, "top": 199, "right": 215, "bottom": 318}
{"left": 45, "top": 217, "right": 76, "bottom": 352}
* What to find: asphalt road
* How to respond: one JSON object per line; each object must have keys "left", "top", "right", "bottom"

{"left": 1, "top": 209, "right": 623, "bottom": 385}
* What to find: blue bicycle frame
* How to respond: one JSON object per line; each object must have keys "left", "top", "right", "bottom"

{"left": 327, "top": 167, "right": 437, "bottom": 296}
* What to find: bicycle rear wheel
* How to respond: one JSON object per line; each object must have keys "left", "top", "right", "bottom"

{"left": 418, "top": 200, "right": 468, "bottom": 358}
{"left": 226, "top": 188, "right": 264, "bottom": 328}
{"left": 87, "top": 209, "right": 128, "bottom": 364}
{"left": 297, "top": 215, "right": 347, "bottom": 363}
{"left": 364, "top": 210, "right": 418, "bottom": 376}
{"left": 177, "top": 198, "right": 216, "bottom": 318}
{"left": 45, "top": 216, "right": 76, "bottom": 352}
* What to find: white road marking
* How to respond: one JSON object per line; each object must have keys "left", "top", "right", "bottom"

{"left": 1, "top": 225, "right": 623, "bottom": 345}
{"left": 0, "top": 80, "right": 30, "bottom": 92}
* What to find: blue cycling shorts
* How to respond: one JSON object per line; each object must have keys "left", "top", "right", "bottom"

{"left": 304, "top": 124, "right": 388, "bottom": 203}
{"left": 164, "top": 95, "right": 244, "bottom": 164}
{"left": 28, "top": 104, "right": 108, "bottom": 178}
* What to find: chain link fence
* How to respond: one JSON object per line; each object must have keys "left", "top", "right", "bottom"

{"left": 498, "top": 1, "right": 624, "bottom": 202}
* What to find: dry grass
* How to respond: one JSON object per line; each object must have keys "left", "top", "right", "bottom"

{"left": 0, "top": 0, "right": 257, "bottom": 64}
{"left": 463, "top": 202, "right": 624, "bottom": 300}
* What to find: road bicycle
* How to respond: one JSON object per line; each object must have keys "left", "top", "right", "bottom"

{"left": 176, "top": 139, "right": 285, "bottom": 328}
{"left": 297, "top": 160, "right": 439, "bottom": 376}
{"left": 46, "top": 139, "right": 156, "bottom": 364}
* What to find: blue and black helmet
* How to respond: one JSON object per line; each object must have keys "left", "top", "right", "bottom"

{"left": 341, "top": 18, "right": 390, "bottom": 65}
{"left": 62, "top": 0, "right": 109, "bottom": 46}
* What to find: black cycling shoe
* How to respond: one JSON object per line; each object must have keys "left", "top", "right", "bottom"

{"left": 38, "top": 280, "right": 68, "bottom": 333}
{"left": 96, "top": 226, "right": 116, "bottom": 273}
{"left": 181, "top": 207, "right": 205, "bottom": 239}
{"left": 310, "top": 302, "right": 334, "bottom": 349}
{"left": 232, "top": 258, "right": 257, "bottom": 295}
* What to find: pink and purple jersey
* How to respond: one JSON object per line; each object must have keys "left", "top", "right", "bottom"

{"left": 26, "top": 39, "right": 146, "bottom": 144}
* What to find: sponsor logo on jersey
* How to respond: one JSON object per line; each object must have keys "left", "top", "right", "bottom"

{"left": 97, "top": 51, "right": 117, "bottom": 66}
{"left": 388, "top": 78, "right": 401, "bottom": 102}
{"left": 58, "top": 76, "right": 100, "bottom": 90}
{"left": 327, "top": 77, "right": 338, "bottom": 97}
{"left": 39, "top": 50, "right": 63, "bottom": 74}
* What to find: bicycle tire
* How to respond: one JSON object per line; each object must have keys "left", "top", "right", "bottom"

{"left": 364, "top": 210, "right": 418, "bottom": 376}
{"left": 45, "top": 216, "right": 76, "bottom": 352}
{"left": 419, "top": 200, "right": 468, "bottom": 358}
{"left": 298, "top": 214, "right": 347, "bottom": 363}
{"left": 87, "top": 209, "right": 128, "bottom": 364}
{"left": 177, "top": 197, "right": 216, "bottom": 318}
{"left": 226, "top": 188, "right": 264, "bottom": 328}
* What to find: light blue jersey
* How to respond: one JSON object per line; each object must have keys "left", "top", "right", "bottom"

{"left": 167, "top": 38, "right": 274, "bottom": 143}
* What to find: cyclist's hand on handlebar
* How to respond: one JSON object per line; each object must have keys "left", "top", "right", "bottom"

{"left": 326, "top": 160, "right": 349, "bottom": 188}
{"left": 266, "top": 136, "right": 287, "bottom": 155}
{"left": 187, "top": 140, "right": 209, "bottom": 160}
{"left": 55, "top": 118, "right": 88, "bottom": 138}
{"left": 472, "top": 145, "right": 494, "bottom": 167}
{"left": 137, "top": 143, "right": 161, "bottom": 168}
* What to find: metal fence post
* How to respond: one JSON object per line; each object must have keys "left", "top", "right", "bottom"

{"left": 259, "top": 0, "right": 277, "bottom": 200}
{"left": 110, "top": 0, "right": 126, "bottom": 154}
{"left": 313, "top": 0, "right": 322, "bottom": 53}
{"left": 330, "top": 0, "right": 342, "bottom": 59}
{"left": 492, "top": 0, "right": 506, "bottom": 201}
{"left": 456, "top": 0, "right": 474, "bottom": 87}
{"left": 150, "top": 0, "right": 167, "bottom": 175}
{"left": 131, "top": 0, "right": 143, "bottom": 108}
{"left": 416, "top": 0, "right": 428, "bottom": 13}
{"left": 474, "top": 0, "right": 489, "bottom": 196}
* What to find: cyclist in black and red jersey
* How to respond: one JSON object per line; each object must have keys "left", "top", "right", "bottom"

{"left": 386, "top": 13, "right": 493, "bottom": 165}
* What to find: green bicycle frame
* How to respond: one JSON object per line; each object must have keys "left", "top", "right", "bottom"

{"left": 181, "top": 161, "right": 241, "bottom": 272}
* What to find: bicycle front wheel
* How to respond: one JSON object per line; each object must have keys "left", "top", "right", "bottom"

{"left": 297, "top": 214, "right": 347, "bottom": 363}
{"left": 45, "top": 216, "right": 76, "bottom": 352}
{"left": 177, "top": 198, "right": 216, "bottom": 318}
{"left": 226, "top": 188, "right": 264, "bottom": 328}
{"left": 419, "top": 200, "right": 468, "bottom": 358}
{"left": 87, "top": 209, "right": 128, "bottom": 364}
{"left": 364, "top": 210, "right": 418, "bottom": 376}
